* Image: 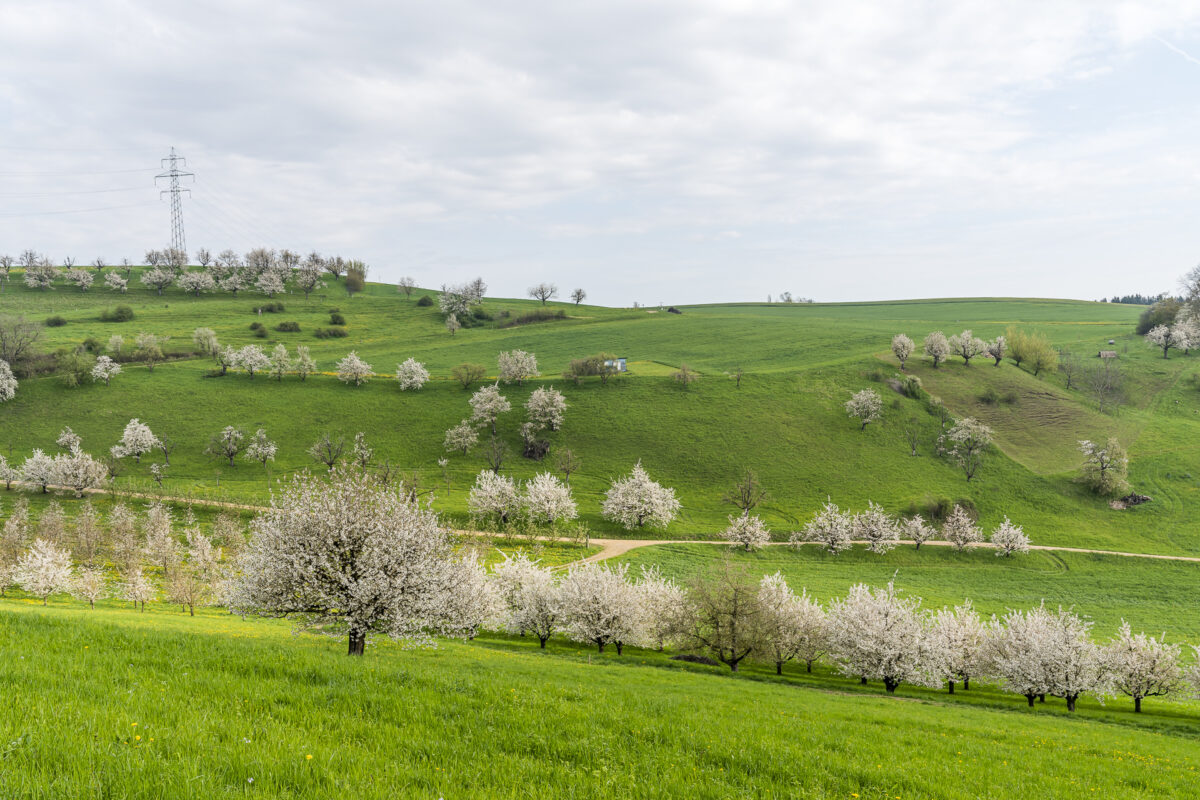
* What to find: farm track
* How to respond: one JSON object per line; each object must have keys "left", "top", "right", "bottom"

{"left": 15, "top": 482, "right": 1200, "bottom": 566}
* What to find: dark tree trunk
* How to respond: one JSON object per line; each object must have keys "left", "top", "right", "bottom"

{"left": 538, "top": 636, "right": 548, "bottom": 649}
{"left": 885, "top": 679, "right": 898, "bottom": 694}
{"left": 806, "top": 661, "right": 813, "bottom": 673}
{"left": 1134, "top": 697, "right": 1142, "bottom": 713}
{"left": 597, "top": 641, "right": 605, "bottom": 654}
{"left": 1066, "top": 696, "right": 1077, "bottom": 712}
{"left": 860, "top": 676, "right": 868, "bottom": 685}
{"left": 188, "top": 604, "right": 194, "bottom": 617}
{"left": 348, "top": 630, "right": 366, "bottom": 656}
{"left": 615, "top": 642, "right": 623, "bottom": 656}
{"left": 947, "top": 680, "right": 955, "bottom": 695}
{"left": 963, "top": 677, "right": 970, "bottom": 691}
{"left": 1038, "top": 694, "right": 1045, "bottom": 703}
{"left": 1026, "top": 694, "right": 1035, "bottom": 707}
{"left": 776, "top": 662, "right": 783, "bottom": 676}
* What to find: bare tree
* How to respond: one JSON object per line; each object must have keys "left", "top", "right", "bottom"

{"left": 1058, "top": 350, "right": 1080, "bottom": 389}
{"left": 397, "top": 276, "right": 416, "bottom": 299}
{"left": 451, "top": 362, "right": 488, "bottom": 390}
{"left": 555, "top": 448, "right": 580, "bottom": 483}
{"left": 570, "top": 288, "right": 586, "bottom": 305}
{"left": 308, "top": 433, "right": 345, "bottom": 470}
{"left": 903, "top": 417, "right": 921, "bottom": 456}
{"left": 0, "top": 315, "right": 41, "bottom": 364}
{"left": 672, "top": 363, "right": 699, "bottom": 390}
{"left": 528, "top": 283, "right": 558, "bottom": 305}
{"left": 1084, "top": 359, "right": 1125, "bottom": 414}
{"left": 723, "top": 469, "right": 768, "bottom": 514}
{"left": 483, "top": 435, "right": 509, "bottom": 475}
{"left": 674, "top": 559, "right": 766, "bottom": 672}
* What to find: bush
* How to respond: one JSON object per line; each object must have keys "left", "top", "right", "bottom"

{"left": 471, "top": 307, "right": 491, "bottom": 321}
{"left": 905, "top": 495, "right": 977, "bottom": 523}
{"left": 501, "top": 309, "right": 567, "bottom": 328}
{"left": 1136, "top": 298, "right": 1181, "bottom": 335}
{"left": 253, "top": 302, "right": 286, "bottom": 313}
{"left": 275, "top": 321, "right": 301, "bottom": 332}
{"left": 253, "top": 327, "right": 268, "bottom": 338}
{"left": 1002, "top": 390, "right": 1019, "bottom": 405}
{"left": 979, "top": 387, "right": 1001, "bottom": 405}
{"left": 314, "top": 327, "right": 349, "bottom": 339}
{"left": 416, "top": 295, "right": 433, "bottom": 307}
{"left": 99, "top": 305, "right": 134, "bottom": 322}
{"left": 329, "top": 313, "right": 346, "bottom": 326}
{"left": 45, "top": 315, "right": 67, "bottom": 328}
{"left": 81, "top": 337, "right": 102, "bottom": 353}
{"left": 249, "top": 322, "right": 264, "bottom": 331}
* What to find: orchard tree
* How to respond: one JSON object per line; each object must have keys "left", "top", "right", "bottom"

{"left": 228, "top": 467, "right": 471, "bottom": 655}
{"left": 15, "top": 539, "right": 74, "bottom": 604}
{"left": 192, "top": 328, "right": 219, "bottom": 356}
{"left": 336, "top": 351, "right": 373, "bottom": 385}
{"left": 71, "top": 567, "right": 108, "bottom": 609}
{"left": 528, "top": 282, "right": 558, "bottom": 305}
{"left": 1145, "top": 324, "right": 1184, "bottom": 359}
{"left": 1078, "top": 438, "right": 1130, "bottom": 496}
{"left": 121, "top": 567, "right": 156, "bottom": 611}
{"left": 852, "top": 501, "right": 899, "bottom": 554}
{"left": 206, "top": 426, "right": 246, "bottom": 466}
{"left": 986, "top": 336, "right": 1006, "bottom": 366}
{"left": 923, "top": 331, "right": 950, "bottom": 367}
{"left": 634, "top": 565, "right": 686, "bottom": 651}
{"left": 1042, "top": 606, "right": 1108, "bottom": 711}
{"left": 235, "top": 345, "right": 271, "bottom": 378}
{"left": 0, "top": 314, "right": 40, "bottom": 364}
{"left": 395, "top": 358, "right": 430, "bottom": 390}
{"left": 293, "top": 345, "right": 316, "bottom": 381}
{"left": 268, "top": 344, "right": 292, "bottom": 381}
{"left": 525, "top": 386, "right": 566, "bottom": 431}
{"left": 66, "top": 268, "right": 94, "bottom": 292}
{"left": 350, "top": 432, "right": 373, "bottom": 468}
{"left": 758, "top": 572, "right": 827, "bottom": 675}
{"left": 792, "top": 500, "right": 852, "bottom": 555}
{"left": 445, "top": 313, "right": 461, "bottom": 337}
{"left": 104, "top": 272, "right": 128, "bottom": 293}
{"left": 672, "top": 363, "right": 699, "bottom": 390}
{"left": 468, "top": 470, "right": 519, "bottom": 525}
{"left": 177, "top": 271, "right": 215, "bottom": 297}
{"left": 990, "top": 517, "right": 1030, "bottom": 556}
{"left": 928, "top": 600, "right": 988, "bottom": 693}
{"left": 522, "top": 472, "right": 577, "bottom": 526}
{"left": 452, "top": 362, "right": 487, "bottom": 390}
{"left": 396, "top": 276, "right": 416, "bottom": 299}
{"left": 499, "top": 557, "right": 561, "bottom": 648}
{"left": 940, "top": 417, "right": 993, "bottom": 481}
{"left": 948, "top": 330, "right": 987, "bottom": 365}
{"left": 308, "top": 433, "right": 345, "bottom": 470}
{"left": 571, "top": 288, "right": 586, "bottom": 305}
{"left": 141, "top": 267, "right": 173, "bottom": 295}
{"left": 845, "top": 389, "right": 882, "bottom": 430}
{"left": 1105, "top": 622, "right": 1182, "bottom": 713}
{"left": 244, "top": 429, "right": 277, "bottom": 467}
{"left": 469, "top": 384, "right": 511, "bottom": 434}
{"left": 90, "top": 355, "right": 122, "bottom": 386}
{"left": 294, "top": 261, "right": 325, "bottom": 298}
{"left": 0, "top": 359, "right": 17, "bottom": 402}
{"left": 942, "top": 505, "right": 982, "bottom": 551}
{"left": 557, "top": 563, "right": 639, "bottom": 654}
{"left": 134, "top": 333, "right": 166, "bottom": 372}
{"left": 498, "top": 350, "right": 539, "bottom": 385}
{"left": 826, "top": 580, "right": 930, "bottom": 693}
{"left": 601, "top": 461, "right": 680, "bottom": 530}
{"left": 112, "top": 419, "right": 159, "bottom": 463}
{"left": 723, "top": 469, "right": 768, "bottom": 514}
{"left": 21, "top": 450, "right": 56, "bottom": 493}
{"left": 675, "top": 559, "right": 767, "bottom": 672}
{"left": 900, "top": 514, "right": 934, "bottom": 549}
{"left": 891, "top": 334, "right": 914, "bottom": 368}
{"left": 444, "top": 420, "right": 479, "bottom": 455}
{"left": 53, "top": 447, "right": 108, "bottom": 498}
{"left": 721, "top": 513, "right": 770, "bottom": 551}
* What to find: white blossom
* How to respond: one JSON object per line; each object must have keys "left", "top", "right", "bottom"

{"left": 336, "top": 351, "right": 373, "bottom": 385}
{"left": 721, "top": 513, "right": 770, "bottom": 551}
{"left": 601, "top": 461, "right": 680, "bottom": 530}
{"left": 927, "top": 600, "right": 990, "bottom": 693}
{"left": 234, "top": 345, "right": 271, "bottom": 378}
{"left": 990, "top": 517, "right": 1030, "bottom": 556}
{"left": 244, "top": 429, "right": 277, "bottom": 466}
{"left": 792, "top": 500, "right": 852, "bottom": 555}
{"left": 891, "top": 333, "right": 914, "bottom": 368}
{"left": 557, "top": 562, "right": 640, "bottom": 654}
{"left": 121, "top": 567, "right": 156, "bottom": 611}
{"left": 442, "top": 552, "right": 501, "bottom": 639}
{"left": 634, "top": 565, "right": 686, "bottom": 650}
{"left": 758, "top": 572, "right": 827, "bottom": 674}
{"left": 826, "top": 580, "right": 932, "bottom": 693}
{"left": 177, "top": 270, "right": 216, "bottom": 296}
{"left": 443, "top": 420, "right": 479, "bottom": 455}
{"left": 1145, "top": 323, "right": 1186, "bottom": 358}
{"left": 293, "top": 346, "right": 316, "bottom": 381}
{"left": 52, "top": 448, "right": 108, "bottom": 497}
{"left": 947, "top": 329, "right": 988, "bottom": 365}
{"left": 845, "top": 389, "right": 882, "bottom": 429}
{"left": 104, "top": 271, "right": 128, "bottom": 293}
{"left": 1105, "top": 622, "right": 1182, "bottom": 713}
{"left": 495, "top": 554, "right": 560, "bottom": 647}
{"left": 112, "top": 418, "right": 160, "bottom": 463}
{"left": 14, "top": 538, "right": 73, "bottom": 604}
{"left": 71, "top": 566, "right": 108, "bottom": 609}
{"left": 20, "top": 449, "right": 56, "bottom": 493}
{"left": 469, "top": 384, "right": 511, "bottom": 433}
{"left": 0, "top": 359, "right": 17, "bottom": 402}
{"left": 942, "top": 505, "right": 982, "bottom": 551}
{"left": 91, "top": 355, "right": 122, "bottom": 386}
{"left": 395, "top": 358, "right": 430, "bottom": 390}
{"left": 525, "top": 386, "right": 566, "bottom": 432}
{"left": 468, "top": 470, "right": 519, "bottom": 524}
{"left": 497, "top": 350, "right": 539, "bottom": 385}
{"left": 900, "top": 514, "right": 934, "bottom": 549}
{"left": 851, "top": 501, "right": 899, "bottom": 554}
{"left": 923, "top": 331, "right": 950, "bottom": 367}
{"left": 522, "top": 472, "right": 578, "bottom": 525}
{"left": 268, "top": 344, "right": 292, "bottom": 381}
{"left": 939, "top": 418, "right": 993, "bottom": 481}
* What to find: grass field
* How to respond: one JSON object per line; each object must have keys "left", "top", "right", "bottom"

{"left": 7, "top": 272, "right": 1200, "bottom": 555}
{"left": 3, "top": 599, "right": 1200, "bottom": 799}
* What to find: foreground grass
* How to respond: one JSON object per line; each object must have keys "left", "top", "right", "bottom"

{"left": 3, "top": 601, "right": 1200, "bottom": 799}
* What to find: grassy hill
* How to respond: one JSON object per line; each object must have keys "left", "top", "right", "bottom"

{"left": 3, "top": 599, "right": 1199, "bottom": 799}
{"left": 6, "top": 273, "right": 1200, "bottom": 555}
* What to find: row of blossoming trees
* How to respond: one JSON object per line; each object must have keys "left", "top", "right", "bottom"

{"left": 4, "top": 468, "right": 1193, "bottom": 715}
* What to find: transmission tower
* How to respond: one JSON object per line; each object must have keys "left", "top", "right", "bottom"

{"left": 155, "top": 147, "right": 194, "bottom": 255}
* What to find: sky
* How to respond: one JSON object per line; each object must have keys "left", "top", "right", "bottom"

{"left": 1, "top": 1, "right": 1200, "bottom": 306}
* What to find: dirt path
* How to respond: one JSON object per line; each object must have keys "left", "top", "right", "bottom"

{"left": 14, "top": 482, "right": 1200, "bottom": 566}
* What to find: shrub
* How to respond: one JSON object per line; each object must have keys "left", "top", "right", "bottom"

{"left": 416, "top": 295, "right": 433, "bottom": 307}
{"left": 329, "top": 313, "right": 346, "bottom": 326}
{"left": 905, "top": 495, "right": 976, "bottom": 523}
{"left": 81, "top": 337, "right": 102, "bottom": 353}
{"left": 501, "top": 309, "right": 567, "bottom": 328}
{"left": 249, "top": 322, "right": 264, "bottom": 331}
{"left": 471, "top": 307, "right": 491, "bottom": 321}
{"left": 253, "top": 327, "right": 268, "bottom": 338}
{"left": 253, "top": 302, "right": 285, "bottom": 313}
{"left": 275, "top": 321, "right": 301, "bottom": 332}
{"left": 1002, "top": 390, "right": 1019, "bottom": 405}
{"left": 45, "top": 316, "right": 67, "bottom": 328}
{"left": 979, "top": 387, "right": 1001, "bottom": 405}
{"left": 99, "top": 305, "right": 134, "bottom": 322}
{"left": 314, "top": 327, "right": 349, "bottom": 339}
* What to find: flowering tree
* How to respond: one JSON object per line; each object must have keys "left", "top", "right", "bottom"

{"left": 900, "top": 514, "right": 934, "bottom": 549}
{"left": 121, "top": 567, "right": 156, "bottom": 611}
{"left": 852, "top": 501, "right": 899, "bottom": 553}
{"left": 294, "top": 261, "right": 325, "bottom": 298}
{"left": 0, "top": 359, "right": 17, "bottom": 402}
{"left": 990, "top": 517, "right": 1030, "bottom": 556}
{"left": 522, "top": 472, "right": 578, "bottom": 525}
{"left": 21, "top": 450, "right": 56, "bottom": 493}
{"left": 104, "top": 272, "right": 128, "bottom": 293}
{"left": 940, "top": 417, "right": 993, "bottom": 481}
{"left": 71, "top": 566, "right": 108, "bottom": 609}
{"left": 90, "top": 355, "right": 122, "bottom": 386}
{"left": 336, "top": 351, "right": 373, "bottom": 385}
{"left": 758, "top": 572, "right": 826, "bottom": 675}
{"left": 497, "top": 555, "right": 560, "bottom": 648}
{"left": 65, "top": 266, "right": 93, "bottom": 291}
{"left": 1041, "top": 606, "right": 1108, "bottom": 711}
{"left": 986, "top": 336, "right": 1006, "bottom": 365}
{"left": 307, "top": 433, "right": 345, "bottom": 470}
{"left": 444, "top": 420, "right": 479, "bottom": 455}
{"left": 923, "top": 331, "right": 950, "bottom": 367}
{"left": 928, "top": 600, "right": 989, "bottom": 693}
{"left": 293, "top": 345, "right": 316, "bottom": 381}
{"left": 140, "top": 267, "right": 173, "bottom": 295}
{"left": 14, "top": 539, "right": 73, "bottom": 604}
{"left": 845, "top": 389, "right": 882, "bottom": 430}
{"left": 947, "top": 330, "right": 987, "bottom": 365}
{"left": 468, "top": 470, "right": 519, "bottom": 525}
{"left": 350, "top": 432, "right": 373, "bottom": 468}
{"left": 52, "top": 447, "right": 108, "bottom": 498}
{"left": 1145, "top": 324, "right": 1185, "bottom": 358}
{"left": 634, "top": 565, "right": 686, "bottom": 651}
{"left": 792, "top": 500, "right": 852, "bottom": 555}
{"left": 1078, "top": 438, "right": 1130, "bottom": 496}
{"left": 525, "top": 386, "right": 566, "bottom": 431}
{"left": 205, "top": 426, "right": 246, "bottom": 466}
{"left": 255, "top": 268, "right": 286, "bottom": 297}
{"left": 244, "top": 429, "right": 277, "bottom": 467}
{"left": 557, "top": 562, "right": 640, "bottom": 654}
{"left": 497, "top": 350, "right": 539, "bottom": 385}
{"left": 395, "top": 358, "right": 430, "bottom": 391}
{"left": 601, "top": 462, "right": 680, "bottom": 530}
{"left": 441, "top": 552, "right": 500, "bottom": 640}
{"left": 891, "top": 334, "right": 914, "bottom": 368}
{"left": 134, "top": 332, "right": 167, "bottom": 373}
{"left": 229, "top": 467, "right": 469, "bottom": 655}
{"left": 942, "top": 505, "right": 982, "bottom": 551}
{"left": 1105, "top": 622, "right": 1182, "bottom": 713}
{"left": 234, "top": 345, "right": 271, "bottom": 378}
{"left": 721, "top": 513, "right": 770, "bottom": 551}
{"left": 469, "top": 384, "right": 511, "bottom": 434}
{"left": 826, "top": 580, "right": 930, "bottom": 693}
{"left": 177, "top": 270, "right": 216, "bottom": 297}
{"left": 268, "top": 344, "right": 292, "bottom": 381}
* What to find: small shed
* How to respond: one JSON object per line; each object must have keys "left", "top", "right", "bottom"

{"left": 1098, "top": 350, "right": 1118, "bottom": 359}
{"left": 604, "top": 357, "right": 628, "bottom": 373}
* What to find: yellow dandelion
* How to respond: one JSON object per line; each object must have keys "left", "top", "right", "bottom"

{"left": 135, "top": 736, "right": 141, "bottom": 741}
{"left": 306, "top": 754, "right": 313, "bottom": 760}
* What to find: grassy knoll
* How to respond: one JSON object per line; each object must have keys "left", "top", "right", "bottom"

{"left": 3, "top": 599, "right": 1200, "bottom": 799}
{"left": 7, "top": 274, "right": 1200, "bottom": 555}
{"left": 615, "top": 543, "right": 1200, "bottom": 641}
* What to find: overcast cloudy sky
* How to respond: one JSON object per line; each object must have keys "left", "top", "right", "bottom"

{"left": 2, "top": 1, "right": 1200, "bottom": 305}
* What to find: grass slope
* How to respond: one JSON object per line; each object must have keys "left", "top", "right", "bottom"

{"left": 3, "top": 601, "right": 1199, "bottom": 799}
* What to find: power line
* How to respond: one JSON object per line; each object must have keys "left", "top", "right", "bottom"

{"left": 0, "top": 201, "right": 158, "bottom": 219}
{"left": 0, "top": 167, "right": 157, "bottom": 177}
{"left": 0, "top": 186, "right": 146, "bottom": 198}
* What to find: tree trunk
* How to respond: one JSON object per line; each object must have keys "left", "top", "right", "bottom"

{"left": 1038, "top": 694, "right": 1045, "bottom": 703}
{"left": 1026, "top": 694, "right": 1035, "bottom": 707}
{"left": 1134, "top": 696, "right": 1142, "bottom": 713}
{"left": 538, "top": 636, "right": 548, "bottom": 649}
{"left": 885, "top": 679, "right": 898, "bottom": 694}
{"left": 348, "top": 630, "right": 366, "bottom": 656}
{"left": 597, "top": 641, "right": 605, "bottom": 654}
{"left": 776, "top": 662, "right": 783, "bottom": 676}
{"left": 1066, "top": 696, "right": 1076, "bottom": 712}
{"left": 42, "top": 596, "right": 47, "bottom": 606}
{"left": 963, "top": 677, "right": 970, "bottom": 691}
{"left": 615, "top": 642, "right": 623, "bottom": 656}
{"left": 947, "top": 680, "right": 955, "bottom": 695}
{"left": 188, "top": 604, "right": 194, "bottom": 617}
{"left": 806, "top": 661, "right": 813, "bottom": 673}
{"left": 860, "top": 676, "right": 868, "bottom": 685}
